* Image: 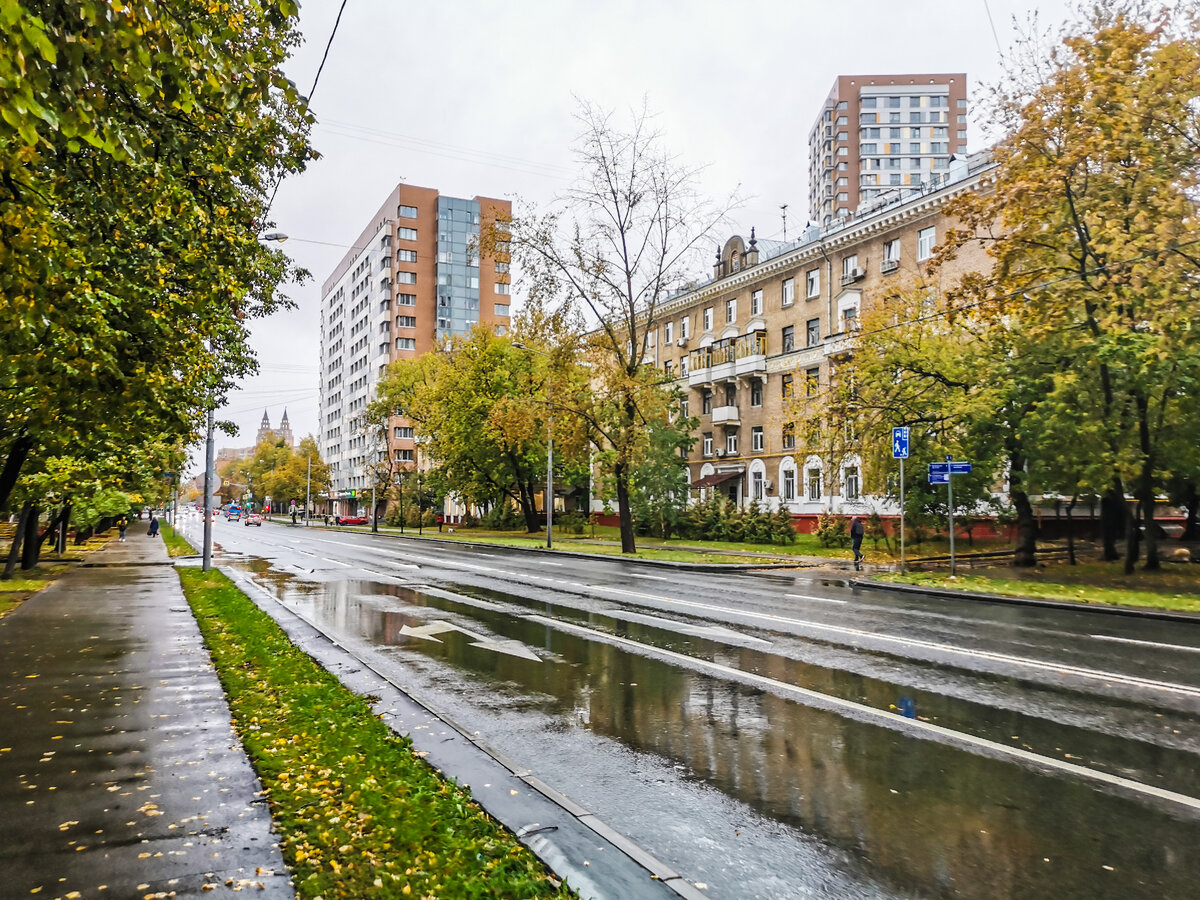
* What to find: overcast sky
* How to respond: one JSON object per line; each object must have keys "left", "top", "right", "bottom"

{"left": 214, "top": 0, "right": 1080, "bottom": 455}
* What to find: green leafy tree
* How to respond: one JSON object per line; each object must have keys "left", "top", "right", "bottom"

{"left": 943, "top": 2, "right": 1200, "bottom": 571}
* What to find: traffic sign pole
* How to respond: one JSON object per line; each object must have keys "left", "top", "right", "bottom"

{"left": 893, "top": 427, "right": 910, "bottom": 574}
{"left": 947, "top": 455, "right": 956, "bottom": 576}
{"left": 899, "top": 456, "right": 905, "bottom": 573}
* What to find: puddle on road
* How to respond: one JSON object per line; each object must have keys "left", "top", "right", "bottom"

{"left": 236, "top": 563, "right": 1200, "bottom": 900}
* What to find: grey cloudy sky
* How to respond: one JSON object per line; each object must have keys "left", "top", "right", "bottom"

{"left": 217, "top": 0, "right": 1078, "bottom": 453}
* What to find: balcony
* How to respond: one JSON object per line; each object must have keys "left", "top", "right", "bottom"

{"left": 712, "top": 406, "right": 740, "bottom": 426}
{"left": 733, "top": 330, "right": 767, "bottom": 376}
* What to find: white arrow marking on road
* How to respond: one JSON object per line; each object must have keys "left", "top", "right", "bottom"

{"left": 398, "top": 620, "right": 541, "bottom": 661}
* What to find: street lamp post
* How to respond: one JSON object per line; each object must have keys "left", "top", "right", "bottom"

{"left": 514, "top": 342, "right": 554, "bottom": 549}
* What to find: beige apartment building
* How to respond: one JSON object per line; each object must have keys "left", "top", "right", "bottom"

{"left": 647, "top": 153, "right": 994, "bottom": 524}
{"left": 809, "top": 73, "right": 969, "bottom": 227}
{"left": 319, "top": 184, "right": 512, "bottom": 516}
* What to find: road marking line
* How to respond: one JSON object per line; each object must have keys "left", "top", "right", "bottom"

{"left": 786, "top": 593, "right": 849, "bottom": 605}
{"left": 526, "top": 614, "right": 1200, "bottom": 814}
{"left": 629, "top": 573, "right": 670, "bottom": 581}
{"left": 1089, "top": 634, "right": 1200, "bottom": 653}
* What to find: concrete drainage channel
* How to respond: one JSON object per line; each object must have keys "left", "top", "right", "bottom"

{"left": 219, "top": 566, "right": 710, "bottom": 900}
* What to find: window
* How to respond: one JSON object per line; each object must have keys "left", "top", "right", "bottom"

{"left": 836, "top": 115, "right": 848, "bottom": 126}
{"left": 702, "top": 390, "right": 712, "bottom": 414}
{"left": 860, "top": 112, "right": 877, "bottom": 123}
{"left": 724, "top": 382, "right": 736, "bottom": 406}
{"left": 664, "top": 360, "right": 673, "bottom": 376}
{"left": 394, "top": 449, "right": 414, "bottom": 462}
{"left": 933, "top": 157, "right": 950, "bottom": 169}
{"left": 782, "top": 277, "right": 795, "bottom": 307}
{"left": 680, "top": 316, "right": 690, "bottom": 339}
{"left": 680, "top": 397, "right": 689, "bottom": 418}
{"left": 494, "top": 304, "right": 510, "bottom": 316}
{"left": 862, "top": 97, "right": 877, "bottom": 109}
{"left": 396, "top": 315, "right": 417, "bottom": 328}
{"left": 394, "top": 426, "right": 414, "bottom": 439}
{"left": 958, "top": 130, "right": 967, "bottom": 141}
{"left": 783, "top": 468, "right": 796, "bottom": 500}
{"left": 782, "top": 325, "right": 795, "bottom": 353}
{"left": 884, "top": 238, "right": 900, "bottom": 261}
{"left": 957, "top": 98, "right": 968, "bottom": 108}
{"left": 397, "top": 249, "right": 417, "bottom": 263}
{"left": 752, "top": 426, "right": 764, "bottom": 452}
{"left": 726, "top": 433, "right": 739, "bottom": 454}
{"left": 703, "top": 307, "right": 713, "bottom": 332}
{"left": 805, "top": 367, "right": 819, "bottom": 396}
{"left": 930, "top": 142, "right": 949, "bottom": 154}
{"left": 703, "top": 433, "right": 713, "bottom": 457}
{"left": 918, "top": 226, "right": 936, "bottom": 261}
{"left": 890, "top": 173, "right": 902, "bottom": 185}
{"left": 807, "top": 468, "right": 823, "bottom": 501}
{"left": 844, "top": 466, "right": 861, "bottom": 500}
{"left": 836, "top": 192, "right": 849, "bottom": 202}
{"left": 910, "top": 112, "right": 924, "bottom": 124}
{"left": 836, "top": 177, "right": 849, "bottom": 187}
{"left": 750, "top": 379, "right": 763, "bottom": 407}
{"left": 887, "top": 96, "right": 901, "bottom": 108}
{"left": 843, "top": 306, "right": 858, "bottom": 331}
{"left": 397, "top": 272, "right": 416, "bottom": 284}
{"left": 782, "top": 424, "right": 796, "bottom": 450}
{"left": 750, "top": 289, "right": 763, "bottom": 316}
{"left": 889, "top": 112, "right": 901, "bottom": 123}
{"left": 909, "top": 142, "right": 921, "bottom": 154}
{"left": 726, "top": 298, "right": 737, "bottom": 323}
{"left": 398, "top": 227, "right": 418, "bottom": 241}
{"left": 842, "top": 255, "right": 859, "bottom": 278}
{"left": 397, "top": 293, "right": 416, "bottom": 306}
{"left": 495, "top": 283, "right": 510, "bottom": 295}
{"left": 495, "top": 261, "right": 510, "bottom": 274}
{"left": 680, "top": 356, "right": 689, "bottom": 376}
{"left": 861, "top": 142, "right": 877, "bottom": 155}
{"left": 806, "top": 318, "right": 821, "bottom": 347}
{"left": 806, "top": 269, "right": 820, "bottom": 299}
{"left": 781, "top": 374, "right": 794, "bottom": 398}
{"left": 395, "top": 338, "right": 416, "bottom": 351}
{"left": 836, "top": 132, "right": 848, "bottom": 142}
{"left": 836, "top": 100, "right": 847, "bottom": 110}
{"left": 664, "top": 321, "right": 674, "bottom": 344}
{"left": 398, "top": 205, "right": 418, "bottom": 218}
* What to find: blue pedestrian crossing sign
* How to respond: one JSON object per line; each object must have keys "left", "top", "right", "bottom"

{"left": 892, "top": 427, "right": 910, "bottom": 459}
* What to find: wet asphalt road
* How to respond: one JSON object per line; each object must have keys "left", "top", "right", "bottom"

{"left": 185, "top": 516, "right": 1200, "bottom": 900}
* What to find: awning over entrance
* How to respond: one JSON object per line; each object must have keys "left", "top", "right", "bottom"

{"left": 690, "top": 470, "right": 742, "bottom": 489}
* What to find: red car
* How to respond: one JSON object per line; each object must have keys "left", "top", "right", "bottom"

{"left": 335, "top": 515, "right": 368, "bottom": 526}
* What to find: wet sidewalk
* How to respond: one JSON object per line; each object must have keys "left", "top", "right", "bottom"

{"left": 0, "top": 522, "right": 292, "bottom": 898}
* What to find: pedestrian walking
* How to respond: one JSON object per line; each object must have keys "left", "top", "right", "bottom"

{"left": 117, "top": 514, "right": 129, "bottom": 542}
{"left": 849, "top": 516, "right": 865, "bottom": 567}
{"left": 147, "top": 513, "right": 159, "bottom": 537}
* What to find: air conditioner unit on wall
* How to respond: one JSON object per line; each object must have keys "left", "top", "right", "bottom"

{"left": 764, "top": 479, "right": 774, "bottom": 491}
{"left": 715, "top": 448, "right": 727, "bottom": 458}
{"left": 677, "top": 337, "right": 689, "bottom": 347}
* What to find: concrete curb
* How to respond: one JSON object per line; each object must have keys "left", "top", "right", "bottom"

{"left": 853, "top": 577, "right": 1200, "bottom": 623}
{"left": 216, "top": 564, "right": 710, "bottom": 900}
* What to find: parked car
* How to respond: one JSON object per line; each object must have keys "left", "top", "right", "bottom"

{"left": 243, "top": 513, "right": 263, "bottom": 527}
{"left": 335, "top": 515, "right": 368, "bottom": 526}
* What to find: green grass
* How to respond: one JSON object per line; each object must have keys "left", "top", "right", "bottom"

{"left": 877, "top": 562, "right": 1200, "bottom": 613}
{"left": 159, "top": 522, "right": 195, "bottom": 557}
{"left": 0, "top": 571, "right": 56, "bottom": 615}
{"left": 176, "top": 567, "right": 575, "bottom": 899}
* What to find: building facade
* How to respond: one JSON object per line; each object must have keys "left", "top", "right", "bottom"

{"left": 318, "top": 184, "right": 512, "bottom": 515}
{"left": 808, "top": 74, "right": 968, "bottom": 227}
{"left": 647, "top": 153, "right": 993, "bottom": 523}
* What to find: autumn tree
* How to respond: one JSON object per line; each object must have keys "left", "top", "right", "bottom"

{"left": 944, "top": 1, "right": 1200, "bottom": 571}
{"left": 0, "top": 2, "right": 314, "bottom": 515}
{"left": 506, "top": 101, "right": 736, "bottom": 552}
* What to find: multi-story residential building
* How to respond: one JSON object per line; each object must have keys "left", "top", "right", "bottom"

{"left": 319, "top": 184, "right": 512, "bottom": 515}
{"left": 808, "top": 74, "right": 968, "bottom": 227}
{"left": 648, "top": 153, "right": 993, "bottom": 524}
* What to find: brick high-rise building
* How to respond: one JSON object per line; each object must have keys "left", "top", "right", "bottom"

{"left": 318, "top": 184, "right": 512, "bottom": 515}
{"left": 808, "top": 74, "right": 968, "bottom": 227}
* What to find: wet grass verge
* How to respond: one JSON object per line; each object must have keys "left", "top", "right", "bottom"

{"left": 176, "top": 566, "right": 575, "bottom": 900}
{"left": 160, "top": 522, "right": 195, "bottom": 557}
{"left": 876, "top": 566, "right": 1200, "bottom": 613}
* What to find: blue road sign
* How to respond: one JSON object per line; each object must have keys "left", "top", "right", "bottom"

{"left": 892, "top": 427, "right": 910, "bottom": 459}
{"left": 928, "top": 462, "right": 949, "bottom": 475}
{"left": 929, "top": 472, "right": 949, "bottom": 484}
{"left": 949, "top": 462, "right": 972, "bottom": 474}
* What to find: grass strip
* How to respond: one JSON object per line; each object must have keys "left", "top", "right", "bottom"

{"left": 876, "top": 570, "right": 1200, "bottom": 613}
{"left": 160, "top": 522, "right": 196, "bottom": 557}
{"left": 177, "top": 567, "right": 575, "bottom": 899}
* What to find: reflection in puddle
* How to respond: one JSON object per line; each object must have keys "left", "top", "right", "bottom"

{"left": 237, "top": 564, "right": 1200, "bottom": 900}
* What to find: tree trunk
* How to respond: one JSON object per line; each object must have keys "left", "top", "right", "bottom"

{"left": 1066, "top": 493, "right": 1078, "bottom": 566}
{"left": 1101, "top": 477, "right": 1124, "bottom": 561}
{"left": 56, "top": 503, "right": 72, "bottom": 554}
{"left": 20, "top": 504, "right": 39, "bottom": 570}
{"left": 615, "top": 462, "right": 636, "bottom": 553}
{"left": 1011, "top": 489, "right": 1037, "bottom": 567}
{"left": 518, "top": 482, "right": 540, "bottom": 533}
{"left": 1123, "top": 500, "right": 1140, "bottom": 575}
{"left": 3, "top": 502, "right": 30, "bottom": 580}
{"left": 1141, "top": 476, "right": 1160, "bottom": 571}
{"left": 0, "top": 435, "right": 34, "bottom": 513}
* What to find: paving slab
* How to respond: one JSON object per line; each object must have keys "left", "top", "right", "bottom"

{"left": 0, "top": 524, "right": 292, "bottom": 898}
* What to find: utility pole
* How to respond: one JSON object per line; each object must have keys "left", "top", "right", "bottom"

{"left": 202, "top": 409, "right": 214, "bottom": 572}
